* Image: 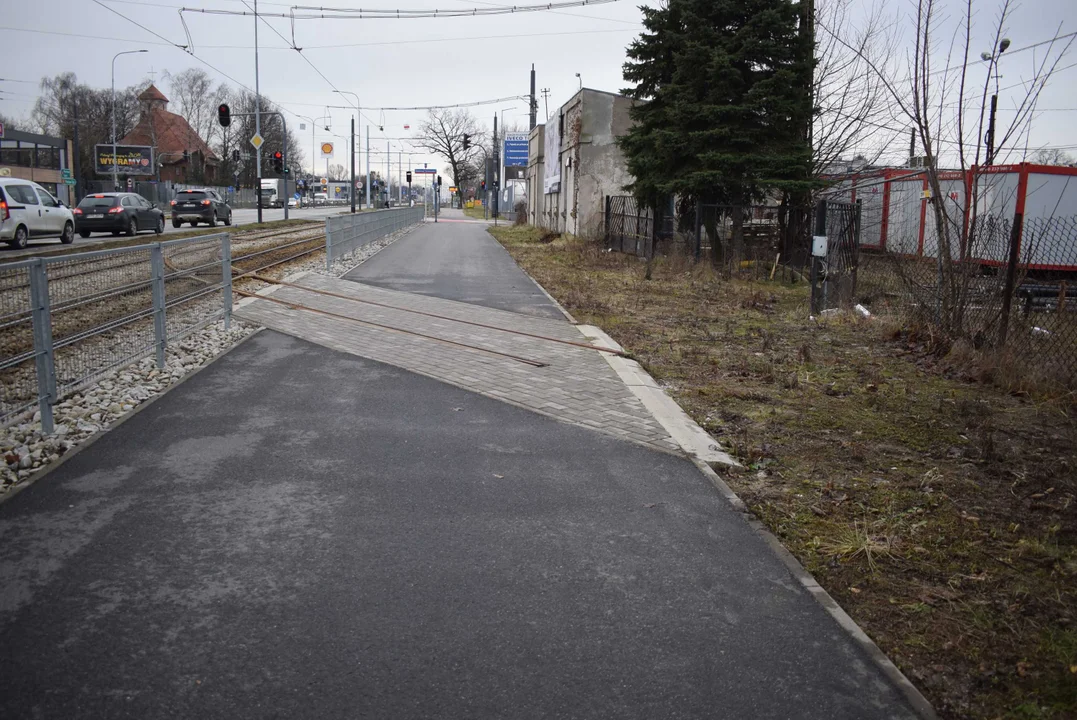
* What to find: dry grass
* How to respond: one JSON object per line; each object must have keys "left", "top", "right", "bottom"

{"left": 492, "top": 225, "right": 1077, "bottom": 720}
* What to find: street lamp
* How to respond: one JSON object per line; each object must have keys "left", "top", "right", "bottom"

{"left": 575, "top": 72, "right": 582, "bottom": 90}
{"left": 111, "top": 49, "right": 148, "bottom": 191}
{"left": 297, "top": 113, "right": 330, "bottom": 205}
{"left": 983, "top": 38, "right": 1010, "bottom": 165}
{"left": 334, "top": 90, "right": 360, "bottom": 212}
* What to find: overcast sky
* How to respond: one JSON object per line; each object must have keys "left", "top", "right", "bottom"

{"left": 0, "top": 0, "right": 1074, "bottom": 177}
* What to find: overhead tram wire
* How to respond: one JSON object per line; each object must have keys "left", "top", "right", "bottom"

{"left": 177, "top": 0, "right": 624, "bottom": 21}
{"left": 90, "top": 0, "right": 314, "bottom": 136}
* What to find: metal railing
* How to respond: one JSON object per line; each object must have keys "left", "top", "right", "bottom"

{"left": 0, "top": 234, "right": 232, "bottom": 433}
{"left": 325, "top": 206, "right": 425, "bottom": 269}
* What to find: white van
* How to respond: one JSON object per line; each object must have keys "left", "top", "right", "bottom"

{"left": 0, "top": 178, "right": 75, "bottom": 248}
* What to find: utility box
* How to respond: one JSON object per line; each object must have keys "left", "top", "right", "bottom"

{"left": 812, "top": 235, "right": 828, "bottom": 257}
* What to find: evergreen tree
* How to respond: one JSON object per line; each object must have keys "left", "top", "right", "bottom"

{"left": 619, "top": 0, "right": 815, "bottom": 251}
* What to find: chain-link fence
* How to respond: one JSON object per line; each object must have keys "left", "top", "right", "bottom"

{"left": 0, "top": 234, "right": 232, "bottom": 432}
{"left": 857, "top": 211, "right": 1077, "bottom": 383}
{"left": 325, "top": 207, "right": 424, "bottom": 269}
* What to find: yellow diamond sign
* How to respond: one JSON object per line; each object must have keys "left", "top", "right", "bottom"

{"left": 250, "top": 133, "right": 264, "bottom": 150}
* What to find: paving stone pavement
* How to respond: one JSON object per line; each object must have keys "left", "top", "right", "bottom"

{"left": 236, "top": 274, "right": 682, "bottom": 454}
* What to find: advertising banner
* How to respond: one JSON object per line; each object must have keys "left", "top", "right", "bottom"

{"left": 95, "top": 145, "right": 155, "bottom": 175}
{"left": 543, "top": 116, "right": 560, "bottom": 194}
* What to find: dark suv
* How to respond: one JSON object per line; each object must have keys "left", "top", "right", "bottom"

{"left": 171, "top": 189, "right": 232, "bottom": 228}
{"left": 73, "top": 193, "right": 165, "bottom": 238}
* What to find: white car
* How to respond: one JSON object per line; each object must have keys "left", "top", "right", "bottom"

{"left": 288, "top": 196, "right": 300, "bottom": 209}
{"left": 0, "top": 178, "right": 76, "bottom": 248}
{"left": 314, "top": 193, "right": 328, "bottom": 206}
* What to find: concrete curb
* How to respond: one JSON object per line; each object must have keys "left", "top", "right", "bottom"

{"left": 575, "top": 325, "right": 739, "bottom": 468}
{"left": 0, "top": 328, "right": 263, "bottom": 508}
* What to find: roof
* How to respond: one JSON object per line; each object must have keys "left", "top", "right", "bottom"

{"left": 120, "top": 97, "right": 219, "bottom": 165}
{"left": 139, "top": 84, "right": 169, "bottom": 103}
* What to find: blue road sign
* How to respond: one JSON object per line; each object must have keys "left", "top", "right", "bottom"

{"left": 503, "top": 132, "right": 529, "bottom": 168}
{"left": 414, "top": 168, "right": 437, "bottom": 174}
{"left": 227, "top": 186, "right": 235, "bottom": 192}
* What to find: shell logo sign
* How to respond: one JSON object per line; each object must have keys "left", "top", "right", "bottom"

{"left": 320, "top": 142, "right": 334, "bottom": 158}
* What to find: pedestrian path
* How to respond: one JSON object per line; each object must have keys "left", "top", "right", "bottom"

{"left": 236, "top": 273, "right": 681, "bottom": 454}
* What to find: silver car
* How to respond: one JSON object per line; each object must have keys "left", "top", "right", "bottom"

{"left": 0, "top": 178, "right": 75, "bottom": 248}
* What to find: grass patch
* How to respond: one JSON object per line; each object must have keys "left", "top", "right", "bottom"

{"left": 490, "top": 224, "right": 1077, "bottom": 720}
{"left": 462, "top": 204, "right": 489, "bottom": 220}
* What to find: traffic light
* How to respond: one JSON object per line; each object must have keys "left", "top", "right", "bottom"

{"left": 406, "top": 171, "right": 412, "bottom": 184}
{"left": 232, "top": 149, "right": 240, "bottom": 162}
{"left": 217, "top": 103, "right": 231, "bottom": 127}
{"left": 481, "top": 180, "right": 486, "bottom": 191}
{"left": 462, "top": 134, "right": 471, "bottom": 150}
{"left": 272, "top": 151, "right": 283, "bottom": 173}
{"left": 437, "top": 175, "right": 442, "bottom": 187}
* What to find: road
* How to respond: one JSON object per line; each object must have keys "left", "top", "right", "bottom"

{"left": 0, "top": 215, "right": 922, "bottom": 718}
{"left": 0, "top": 204, "right": 359, "bottom": 259}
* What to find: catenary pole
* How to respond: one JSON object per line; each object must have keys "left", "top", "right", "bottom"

{"left": 254, "top": 0, "right": 262, "bottom": 223}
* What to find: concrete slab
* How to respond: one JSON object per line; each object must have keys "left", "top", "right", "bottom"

{"left": 236, "top": 275, "right": 682, "bottom": 455}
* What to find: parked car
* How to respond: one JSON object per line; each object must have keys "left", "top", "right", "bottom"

{"left": 73, "top": 192, "right": 164, "bottom": 238}
{"left": 170, "top": 188, "right": 232, "bottom": 228}
{"left": 0, "top": 178, "right": 75, "bottom": 249}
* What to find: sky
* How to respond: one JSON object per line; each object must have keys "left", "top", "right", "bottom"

{"left": 0, "top": 0, "right": 1074, "bottom": 179}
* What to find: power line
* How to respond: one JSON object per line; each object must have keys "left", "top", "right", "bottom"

{"left": 178, "top": 0, "right": 624, "bottom": 20}
{"left": 0, "top": 24, "right": 638, "bottom": 51}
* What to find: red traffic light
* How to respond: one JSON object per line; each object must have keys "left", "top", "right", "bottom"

{"left": 217, "top": 103, "right": 231, "bottom": 127}
{"left": 273, "top": 151, "right": 283, "bottom": 160}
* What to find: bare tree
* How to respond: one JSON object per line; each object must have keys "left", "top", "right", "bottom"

{"left": 327, "top": 163, "right": 347, "bottom": 181}
{"left": 417, "top": 109, "right": 487, "bottom": 193}
{"left": 1030, "top": 148, "right": 1075, "bottom": 165}
{"left": 820, "top": 0, "right": 1072, "bottom": 339}
{"left": 162, "top": 69, "right": 230, "bottom": 150}
{"left": 811, "top": 0, "right": 901, "bottom": 174}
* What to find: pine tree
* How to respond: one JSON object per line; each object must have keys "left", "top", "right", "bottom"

{"left": 619, "top": 0, "right": 815, "bottom": 260}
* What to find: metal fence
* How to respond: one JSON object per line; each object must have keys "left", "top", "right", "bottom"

{"left": 815, "top": 200, "right": 861, "bottom": 313}
{"left": 605, "top": 195, "right": 656, "bottom": 257}
{"left": 325, "top": 206, "right": 425, "bottom": 269}
{"left": 0, "top": 234, "right": 232, "bottom": 433}
{"left": 856, "top": 211, "right": 1077, "bottom": 383}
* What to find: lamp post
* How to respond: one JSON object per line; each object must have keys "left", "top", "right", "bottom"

{"left": 297, "top": 114, "right": 330, "bottom": 205}
{"left": 111, "top": 49, "right": 148, "bottom": 191}
{"left": 334, "top": 90, "right": 360, "bottom": 212}
{"left": 982, "top": 38, "right": 1010, "bottom": 165}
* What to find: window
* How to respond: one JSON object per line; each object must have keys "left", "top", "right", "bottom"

{"left": 138, "top": 196, "right": 152, "bottom": 208}
{"left": 36, "top": 188, "right": 57, "bottom": 207}
{"left": 177, "top": 191, "right": 207, "bottom": 200}
{"left": 121, "top": 196, "right": 133, "bottom": 207}
{"left": 78, "top": 196, "right": 119, "bottom": 209}
{"left": 6, "top": 185, "right": 39, "bottom": 205}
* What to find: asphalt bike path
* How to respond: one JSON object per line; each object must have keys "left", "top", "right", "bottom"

{"left": 0, "top": 209, "right": 921, "bottom": 718}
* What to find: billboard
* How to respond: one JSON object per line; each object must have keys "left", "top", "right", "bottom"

{"left": 95, "top": 145, "right": 154, "bottom": 175}
{"left": 543, "top": 114, "right": 560, "bottom": 194}
{"left": 503, "top": 131, "right": 528, "bottom": 165}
